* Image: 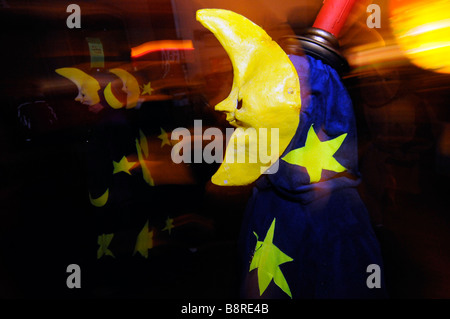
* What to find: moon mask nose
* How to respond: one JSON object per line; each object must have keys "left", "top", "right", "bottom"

{"left": 216, "top": 96, "right": 237, "bottom": 113}
{"left": 215, "top": 86, "right": 240, "bottom": 113}
{"left": 75, "top": 92, "right": 83, "bottom": 102}
{"left": 215, "top": 90, "right": 242, "bottom": 124}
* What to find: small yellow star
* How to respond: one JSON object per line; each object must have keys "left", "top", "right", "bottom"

{"left": 97, "top": 233, "right": 115, "bottom": 259}
{"left": 282, "top": 124, "right": 347, "bottom": 183}
{"left": 141, "top": 82, "right": 154, "bottom": 95}
{"left": 158, "top": 127, "right": 172, "bottom": 147}
{"left": 134, "top": 220, "right": 154, "bottom": 258}
{"left": 139, "top": 130, "right": 149, "bottom": 158}
{"left": 162, "top": 217, "right": 174, "bottom": 235}
{"left": 113, "top": 156, "right": 137, "bottom": 175}
{"left": 135, "top": 138, "right": 155, "bottom": 186}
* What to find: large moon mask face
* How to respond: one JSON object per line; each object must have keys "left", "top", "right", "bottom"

{"left": 196, "top": 9, "right": 301, "bottom": 186}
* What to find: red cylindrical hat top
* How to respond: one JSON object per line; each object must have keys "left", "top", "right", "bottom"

{"left": 312, "top": 0, "right": 357, "bottom": 37}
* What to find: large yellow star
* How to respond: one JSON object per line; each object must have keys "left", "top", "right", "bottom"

{"left": 250, "top": 218, "right": 293, "bottom": 298}
{"left": 97, "top": 233, "right": 115, "bottom": 259}
{"left": 113, "top": 156, "right": 137, "bottom": 175}
{"left": 158, "top": 127, "right": 172, "bottom": 148}
{"left": 141, "top": 82, "right": 154, "bottom": 95}
{"left": 282, "top": 124, "right": 347, "bottom": 183}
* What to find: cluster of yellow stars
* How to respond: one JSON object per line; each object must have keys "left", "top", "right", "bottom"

{"left": 249, "top": 125, "right": 348, "bottom": 298}
{"left": 97, "top": 216, "right": 175, "bottom": 259}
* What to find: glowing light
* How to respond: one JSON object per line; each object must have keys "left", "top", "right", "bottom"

{"left": 389, "top": 0, "right": 450, "bottom": 74}
{"left": 131, "top": 40, "right": 194, "bottom": 58}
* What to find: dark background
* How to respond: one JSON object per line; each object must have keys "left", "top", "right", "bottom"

{"left": 1, "top": 0, "right": 450, "bottom": 299}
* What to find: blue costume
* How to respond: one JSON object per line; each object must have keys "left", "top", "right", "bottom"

{"left": 239, "top": 54, "right": 388, "bottom": 299}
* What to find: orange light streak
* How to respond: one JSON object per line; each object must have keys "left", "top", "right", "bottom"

{"left": 131, "top": 40, "right": 194, "bottom": 58}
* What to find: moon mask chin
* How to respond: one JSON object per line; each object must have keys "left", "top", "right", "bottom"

{"left": 196, "top": 9, "right": 301, "bottom": 186}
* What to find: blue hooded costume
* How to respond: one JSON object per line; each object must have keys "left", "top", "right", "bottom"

{"left": 239, "top": 54, "right": 388, "bottom": 299}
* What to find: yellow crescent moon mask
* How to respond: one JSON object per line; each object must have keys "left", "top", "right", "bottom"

{"left": 109, "top": 68, "right": 140, "bottom": 109}
{"left": 55, "top": 68, "right": 101, "bottom": 106}
{"left": 104, "top": 82, "right": 124, "bottom": 109}
{"left": 196, "top": 9, "right": 301, "bottom": 186}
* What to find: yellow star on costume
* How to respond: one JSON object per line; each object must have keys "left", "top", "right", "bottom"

{"left": 282, "top": 124, "right": 347, "bottom": 183}
{"left": 162, "top": 217, "right": 174, "bottom": 234}
{"left": 158, "top": 128, "right": 172, "bottom": 147}
{"left": 141, "top": 82, "right": 154, "bottom": 95}
{"left": 97, "top": 233, "right": 115, "bottom": 259}
{"left": 250, "top": 218, "right": 293, "bottom": 298}
{"left": 113, "top": 156, "right": 137, "bottom": 175}
{"left": 134, "top": 220, "right": 154, "bottom": 258}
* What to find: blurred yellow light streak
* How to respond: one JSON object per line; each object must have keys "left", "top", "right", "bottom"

{"left": 401, "top": 19, "right": 450, "bottom": 38}
{"left": 390, "top": 0, "right": 450, "bottom": 74}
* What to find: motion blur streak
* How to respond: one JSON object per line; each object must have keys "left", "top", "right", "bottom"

{"left": 131, "top": 40, "right": 194, "bottom": 58}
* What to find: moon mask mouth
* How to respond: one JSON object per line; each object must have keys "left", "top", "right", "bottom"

{"left": 196, "top": 9, "right": 301, "bottom": 186}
